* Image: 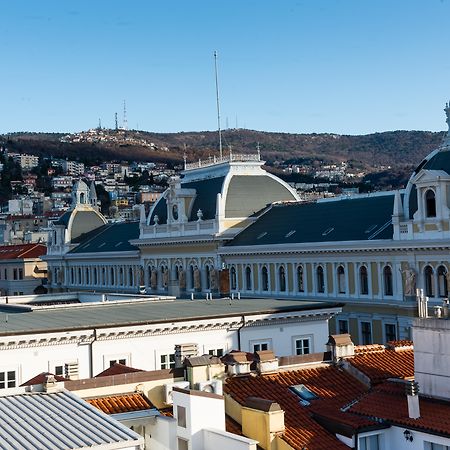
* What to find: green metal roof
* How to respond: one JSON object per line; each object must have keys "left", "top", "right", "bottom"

{"left": 227, "top": 194, "right": 395, "bottom": 247}
{"left": 0, "top": 298, "right": 341, "bottom": 335}
{"left": 54, "top": 210, "right": 72, "bottom": 226}
{"left": 69, "top": 221, "right": 139, "bottom": 254}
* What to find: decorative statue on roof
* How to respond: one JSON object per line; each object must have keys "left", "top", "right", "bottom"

{"left": 194, "top": 266, "right": 201, "bottom": 290}
{"left": 179, "top": 268, "right": 186, "bottom": 290}
{"left": 401, "top": 264, "right": 416, "bottom": 297}
{"left": 150, "top": 268, "right": 157, "bottom": 290}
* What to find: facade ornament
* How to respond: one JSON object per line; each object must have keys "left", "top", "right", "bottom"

{"left": 197, "top": 209, "right": 203, "bottom": 221}
{"left": 401, "top": 265, "right": 416, "bottom": 297}
{"left": 153, "top": 215, "right": 159, "bottom": 225}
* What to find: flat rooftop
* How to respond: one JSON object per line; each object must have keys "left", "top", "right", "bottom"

{"left": 0, "top": 296, "right": 342, "bottom": 336}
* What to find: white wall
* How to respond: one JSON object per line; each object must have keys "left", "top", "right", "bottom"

{"left": 147, "top": 415, "right": 176, "bottom": 450}
{"left": 203, "top": 429, "right": 258, "bottom": 450}
{"left": 379, "top": 426, "right": 450, "bottom": 450}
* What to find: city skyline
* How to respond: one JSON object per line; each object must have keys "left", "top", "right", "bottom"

{"left": 1, "top": 0, "right": 450, "bottom": 135}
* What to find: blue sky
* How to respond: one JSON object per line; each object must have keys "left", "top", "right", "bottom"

{"left": 1, "top": 0, "right": 449, "bottom": 134}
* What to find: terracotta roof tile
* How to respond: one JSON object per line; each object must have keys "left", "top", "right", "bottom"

{"left": 224, "top": 365, "right": 367, "bottom": 450}
{"left": 94, "top": 362, "right": 144, "bottom": 377}
{"left": 349, "top": 346, "right": 414, "bottom": 384}
{"left": 226, "top": 415, "right": 243, "bottom": 436}
{"left": 350, "top": 382, "right": 450, "bottom": 436}
{"left": 87, "top": 392, "right": 153, "bottom": 414}
{"left": 20, "top": 372, "right": 68, "bottom": 387}
{"left": 0, "top": 243, "right": 46, "bottom": 260}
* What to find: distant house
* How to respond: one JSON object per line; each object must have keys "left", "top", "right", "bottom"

{"left": 0, "top": 243, "right": 47, "bottom": 295}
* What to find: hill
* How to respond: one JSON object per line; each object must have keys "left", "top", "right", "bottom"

{"left": 0, "top": 128, "right": 445, "bottom": 170}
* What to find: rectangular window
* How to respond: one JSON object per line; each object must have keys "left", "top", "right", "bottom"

{"left": 177, "top": 405, "right": 186, "bottom": 428}
{"left": 424, "top": 443, "right": 450, "bottom": 450}
{"left": 338, "top": 319, "right": 349, "bottom": 334}
{"left": 0, "top": 370, "right": 16, "bottom": 389}
{"left": 4, "top": 269, "right": 7, "bottom": 280}
{"left": 18, "top": 268, "right": 23, "bottom": 280}
{"left": 385, "top": 323, "right": 397, "bottom": 342}
{"left": 359, "top": 434, "right": 380, "bottom": 450}
{"left": 177, "top": 438, "right": 189, "bottom": 450}
{"left": 109, "top": 358, "right": 127, "bottom": 367}
{"left": 253, "top": 342, "right": 269, "bottom": 352}
{"left": 295, "top": 338, "right": 311, "bottom": 355}
{"left": 361, "top": 322, "right": 372, "bottom": 345}
{"left": 160, "top": 354, "right": 175, "bottom": 370}
{"left": 208, "top": 349, "right": 224, "bottom": 357}
{"left": 13, "top": 269, "right": 17, "bottom": 280}
{"left": 54, "top": 365, "right": 64, "bottom": 376}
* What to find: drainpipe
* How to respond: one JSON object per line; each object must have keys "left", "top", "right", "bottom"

{"left": 237, "top": 315, "right": 246, "bottom": 351}
{"left": 89, "top": 329, "right": 97, "bottom": 378}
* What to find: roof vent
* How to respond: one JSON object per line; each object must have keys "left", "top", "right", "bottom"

{"left": 326, "top": 334, "right": 355, "bottom": 362}
{"left": 174, "top": 343, "right": 198, "bottom": 368}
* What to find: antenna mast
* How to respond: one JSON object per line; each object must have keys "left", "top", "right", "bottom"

{"left": 115, "top": 112, "right": 118, "bottom": 130}
{"left": 123, "top": 100, "right": 128, "bottom": 130}
{"left": 214, "top": 51, "right": 223, "bottom": 159}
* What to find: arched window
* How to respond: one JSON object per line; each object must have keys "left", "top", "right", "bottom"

{"left": 245, "top": 266, "right": 252, "bottom": 290}
{"left": 438, "top": 265, "right": 447, "bottom": 297}
{"left": 129, "top": 267, "right": 133, "bottom": 286}
{"left": 359, "top": 266, "right": 369, "bottom": 295}
{"left": 424, "top": 265, "right": 434, "bottom": 297}
{"left": 148, "top": 266, "right": 152, "bottom": 286}
{"left": 80, "top": 192, "right": 85, "bottom": 204}
{"left": 317, "top": 266, "right": 325, "bottom": 293}
{"left": 93, "top": 267, "right": 98, "bottom": 285}
{"left": 279, "top": 266, "right": 286, "bottom": 292}
{"left": 383, "top": 266, "right": 393, "bottom": 296}
{"left": 85, "top": 267, "right": 90, "bottom": 285}
{"left": 110, "top": 267, "right": 115, "bottom": 285}
{"left": 425, "top": 189, "right": 436, "bottom": 218}
{"left": 262, "top": 266, "right": 269, "bottom": 291}
{"left": 297, "top": 265, "right": 304, "bottom": 292}
{"left": 206, "top": 265, "right": 211, "bottom": 290}
{"left": 71, "top": 267, "right": 74, "bottom": 284}
{"left": 230, "top": 266, "right": 237, "bottom": 290}
{"left": 337, "top": 266, "right": 345, "bottom": 294}
{"left": 119, "top": 267, "right": 124, "bottom": 286}
{"left": 190, "top": 265, "right": 195, "bottom": 289}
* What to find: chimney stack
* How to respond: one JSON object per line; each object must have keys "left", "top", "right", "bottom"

{"left": 406, "top": 381, "right": 420, "bottom": 419}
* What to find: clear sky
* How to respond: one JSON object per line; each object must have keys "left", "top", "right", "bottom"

{"left": 1, "top": 0, "right": 449, "bottom": 135}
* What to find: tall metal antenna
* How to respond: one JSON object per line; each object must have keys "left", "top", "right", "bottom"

{"left": 123, "top": 100, "right": 128, "bottom": 131}
{"left": 115, "top": 112, "right": 118, "bottom": 130}
{"left": 214, "top": 51, "right": 223, "bottom": 159}
{"left": 98, "top": 118, "right": 102, "bottom": 129}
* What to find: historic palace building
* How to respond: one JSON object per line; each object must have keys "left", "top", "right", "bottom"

{"left": 45, "top": 102, "right": 450, "bottom": 344}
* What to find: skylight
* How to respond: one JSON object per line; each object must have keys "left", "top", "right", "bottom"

{"left": 285, "top": 230, "right": 296, "bottom": 238}
{"left": 365, "top": 224, "right": 378, "bottom": 234}
{"left": 256, "top": 232, "right": 268, "bottom": 240}
{"left": 322, "top": 227, "right": 334, "bottom": 236}
{"left": 289, "top": 384, "right": 319, "bottom": 405}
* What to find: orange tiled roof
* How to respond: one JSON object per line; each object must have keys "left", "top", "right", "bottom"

{"left": 226, "top": 415, "right": 243, "bottom": 436}
{"left": 349, "top": 344, "right": 414, "bottom": 384}
{"left": 94, "top": 362, "right": 144, "bottom": 377}
{"left": 350, "top": 382, "right": 450, "bottom": 436}
{"left": 224, "top": 365, "right": 367, "bottom": 450}
{"left": 0, "top": 243, "right": 46, "bottom": 260}
{"left": 87, "top": 392, "right": 154, "bottom": 414}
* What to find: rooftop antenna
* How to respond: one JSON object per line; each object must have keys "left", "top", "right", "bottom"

{"left": 98, "top": 118, "right": 102, "bottom": 130}
{"left": 115, "top": 112, "right": 118, "bottom": 130}
{"left": 123, "top": 100, "right": 128, "bottom": 130}
{"left": 214, "top": 50, "right": 223, "bottom": 159}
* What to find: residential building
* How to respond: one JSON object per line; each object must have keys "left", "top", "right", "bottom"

{"left": 62, "top": 159, "right": 85, "bottom": 176}
{"left": 0, "top": 243, "right": 47, "bottom": 295}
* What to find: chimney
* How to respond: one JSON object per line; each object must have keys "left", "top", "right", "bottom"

{"left": 241, "top": 397, "right": 285, "bottom": 450}
{"left": 221, "top": 351, "right": 252, "bottom": 375}
{"left": 43, "top": 374, "right": 60, "bottom": 393}
{"left": 326, "top": 334, "right": 355, "bottom": 363}
{"left": 406, "top": 381, "right": 420, "bottom": 419}
{"left": 254, "top": 350, "right": 278, "bottom": 374}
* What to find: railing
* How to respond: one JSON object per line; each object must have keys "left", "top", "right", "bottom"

{"left": 184, "top": 152, "right": 260, "bottom": 171}
{"left": 141, "top": 219, "right": 217, "bottom": 238}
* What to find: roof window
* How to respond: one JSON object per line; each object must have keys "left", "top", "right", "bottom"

{"left": 289, "top": 384, "right": 319, "bottom": 405}
{"left": 322, "top": 227, "right": 334, "bottom": 236}
{"left": 114, "top": 242, "right": 123, "bottom": 247}
{"left": 256, "top": 232, "right": 267, "bottom": 240}
{"left": 365, "top": 224, "right": 378, "bottom": 234}
{"left": 285, "top": 230, "right": 296, "bottom": 238}
{"left": 98, "top": 242, "right": 106, "bottom": 248}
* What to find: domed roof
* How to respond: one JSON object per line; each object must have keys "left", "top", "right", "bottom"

{"left": 404, "top": 101, "right": 450, "bottom": 219}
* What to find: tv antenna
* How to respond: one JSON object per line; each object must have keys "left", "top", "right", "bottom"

{"left": 214, "top": 51, "right": 223, "bottom": 159}
{"left": 123, "top": 100, "right": 128, "bottom": 130}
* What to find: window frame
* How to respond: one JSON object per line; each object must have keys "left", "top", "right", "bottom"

{"left": 250, "top": 339, "right": 271, "bottom": 352}
{"left": 293, "top": 335, "right": 313, "bottom": 355}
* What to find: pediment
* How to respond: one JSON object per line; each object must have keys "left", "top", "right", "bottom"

{"left": 412, "top": 169, "right": 450, "bottom": 186}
